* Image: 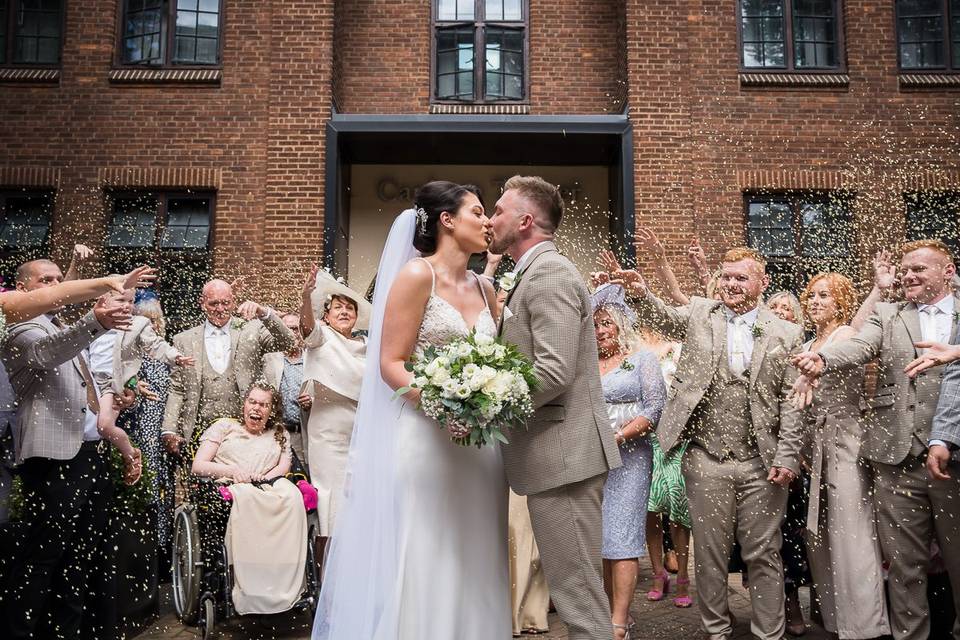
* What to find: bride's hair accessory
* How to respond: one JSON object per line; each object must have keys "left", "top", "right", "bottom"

{"left": 415, "top": 206, "right": 428, "bottom": 235}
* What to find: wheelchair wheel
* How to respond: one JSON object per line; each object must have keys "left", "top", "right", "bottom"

{"left": 198, "top": 596, "right": 216, "bottom": 640}
{"left": 172, "top": 504, "right": 203, "bottom": 624}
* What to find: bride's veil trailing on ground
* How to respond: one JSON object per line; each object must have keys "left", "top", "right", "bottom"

{"left": 311, "top": 209, "right": 419, "bottom": 640}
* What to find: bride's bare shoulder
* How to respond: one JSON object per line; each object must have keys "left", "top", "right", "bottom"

{"left": 388, "top": 258, "right": 434, "bottom": 300}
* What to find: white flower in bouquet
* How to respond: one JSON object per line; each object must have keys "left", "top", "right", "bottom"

{"left": 455, "top": 384, "right": 472, "bottom": 399}
{"left": 474, "top": 334, "right": 495, "bottom": 346}
{"left": 430, "top": 367, "right": 451, "bottom": 385}
{"left": 454, "top": 342, "right": 474, "bottom": 359}
{"left": 441, "top": 378, "right": 460, "bottom": 399}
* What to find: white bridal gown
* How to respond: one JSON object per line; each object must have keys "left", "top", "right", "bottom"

{"left": 375, "top": 274, "right": 510, "bottom": 639}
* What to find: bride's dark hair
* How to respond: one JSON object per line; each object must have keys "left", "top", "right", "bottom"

{"left": 412, "top": 181, "right": 482, "bottom": 254}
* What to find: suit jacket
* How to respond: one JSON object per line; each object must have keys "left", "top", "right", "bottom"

{"left": 261, "top": 351, "right": 284, "bottom": 389}
{"left": 161, "top": 312, "right": 295, "bottom": 442}
{"left": 820, "top": 294, "right": 960, "bottom": 465}
{"left": 930, "top": 330, "right": 960, "bottom": 457}
{"left": 633, "top": 294, "right": 806, "bottom": 474}
{"left": 94, "top": 315, "right": 180, "bottom": 396}
{"left": 498, "top": 242, "right": 621, "bottom": 496}
{"left": 2, "top": 312, "right": 109, "bottom": 464}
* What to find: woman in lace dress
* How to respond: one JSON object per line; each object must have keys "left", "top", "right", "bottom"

{"left": 592, "top": 284, "right": 665, "bottom": 640}
{"left": 313, "top": 181, "right": 509, "bottom": 640}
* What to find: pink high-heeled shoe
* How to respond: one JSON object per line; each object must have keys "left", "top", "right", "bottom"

{"left": 673, "top": 577, "right": 693, "bottom": 608}
{"left": 646, "top": 570, "right": 670, "bottom": 601}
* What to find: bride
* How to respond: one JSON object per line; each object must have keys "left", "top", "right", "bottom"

{"left": 312, "top": 181, "right": 510, "bottom": 639}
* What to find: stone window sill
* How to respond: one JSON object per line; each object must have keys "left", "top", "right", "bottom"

{"left": 430, "top": 103, "right": 530, "bottom": 114}
{"left": 739, "top": 72, "right": 849, "bottom": 88}
{"left": 108, "top": 68, "right": 222, "bottom": 85}
{"left": 899, "top": 73, "right": 960, "bottom": 89}
{"left": 0, "top": 68, "right": 60, "bottom": 84}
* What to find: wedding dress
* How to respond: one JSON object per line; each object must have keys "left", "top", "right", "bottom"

{"left": 312, "top": 211, "right": 510, "bottom": 640}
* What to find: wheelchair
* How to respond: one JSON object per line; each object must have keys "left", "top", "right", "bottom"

{"left": 170, "top": 423, "right": 320, "bottom": 639}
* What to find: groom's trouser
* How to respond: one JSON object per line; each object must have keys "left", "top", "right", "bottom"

{"left": 683, "top": 446, "right": 788, "bottom": 640}
{"left": 526, "top": 473, "right": 610, "bottom": 640}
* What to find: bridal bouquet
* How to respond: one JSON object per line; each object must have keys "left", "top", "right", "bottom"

{"left": 398, "top": 332, "right": 538, "bottom": 447}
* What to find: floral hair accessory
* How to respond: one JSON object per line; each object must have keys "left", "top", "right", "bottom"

{"left": 415, "top": 206, "right": 428, "bottom": 235}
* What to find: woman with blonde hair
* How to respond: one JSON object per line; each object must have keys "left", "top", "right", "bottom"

{"left": 794, "top": 272, "right": 890, "bottom": 639}
{"left": 766, "top": 290, "right": 804, "bottom": 324}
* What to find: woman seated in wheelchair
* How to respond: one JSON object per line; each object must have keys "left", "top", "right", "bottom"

{"left": 191, "top": 381, "right": 311, "bottom": 615}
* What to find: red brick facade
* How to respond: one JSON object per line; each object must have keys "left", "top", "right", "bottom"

{"left": 0, "top": 1, "right": 957, "bottom": 315}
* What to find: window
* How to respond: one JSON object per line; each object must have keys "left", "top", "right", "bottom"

{"left": 738, "top": 0, "right": 843, "bottom": 71}
{"left": 118, "top": 0, "right": 222, "bottom": 67}
{"left": 905, "top": 191, "right": 960, "bottom": 256}
{"left": 433, "top": 0, "right": 527, "bottom": 103}
{"left": 0, "top": 191, "right": 53, "bottom": 289}
{"left": 0, "top": 0, "right": 63, "bottom": 66}
{"left": 745, "top": 192, "right": 855, "bottom": 293}
{"left": 104, "top": 191, "right": 213, "bottom": 332}
{"left": 896, "top": 0, "right": 960, "bottom": 71}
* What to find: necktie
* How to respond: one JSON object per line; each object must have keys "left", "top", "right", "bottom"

{"left": 920, "top": 306, "right": 945, "bottom": 345}
{"left": 730, "top": 317, "right": 748, "bottom": 377}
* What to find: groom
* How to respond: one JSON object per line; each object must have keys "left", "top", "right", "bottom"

{"left": 490, "top": 175, "right": 622, "bottom": 640}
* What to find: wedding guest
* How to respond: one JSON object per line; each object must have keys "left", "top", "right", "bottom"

{"left": 263, "top": 312, "right": 310, "bottom": 467}
{"left": 926, "top": 338, "right": 960, "bottom": 482}
{"left": 766, "top": 291, "right": 803, "bottom": 325}
{"left": 161, "top": 278, "right": 295, "bottom": 455}
{"left": 1, "top": 261, "right": 152, "bottom": 640}
{"left": 621, "top": 247, "right": 805, "bottom": 640}
{"left": 593, "top": 283, "right": 665, "bottom": 640}
{"left": 639, "top": 327, "right": 692, "bottom": 609}
{"left": 793, "top": 239, "right": 960, "bottom": 640}
{"left": 298, "top": 265, "right": 370, "bottom": 545}
{"left": 792, "top": 273, "right": 890, "bottom": 639}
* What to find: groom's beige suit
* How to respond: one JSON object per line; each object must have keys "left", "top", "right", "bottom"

{"left": 634, "top": 293, "right": 805, "bottom": 640}
{"left": 499, "top": 241, "right": 621, "bottom": 640}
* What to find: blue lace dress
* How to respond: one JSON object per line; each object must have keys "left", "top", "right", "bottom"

{"left": 600, "top": 350, "right": 666, "bottom": 559}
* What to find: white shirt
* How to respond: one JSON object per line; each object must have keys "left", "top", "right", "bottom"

{"left": 918, "top": 295, "right": 955, "bottom": 345}
{"left": 724, "top": 306, "right": 759, "bottom": 376}
{"left": 82, "top": 331, "right": 115, "bottom": 441}
{"left": 513, "top": 240, "right": 551, "bottom": 274}
{"left": 204, "top": 320, "right": 232, "bottom": 374}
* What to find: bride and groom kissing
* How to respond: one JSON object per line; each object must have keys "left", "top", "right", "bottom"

{"left": 312, "top": 176, "right": 623, "bottom": 640}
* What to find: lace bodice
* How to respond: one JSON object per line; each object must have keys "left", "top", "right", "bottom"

{"left": 414, "top": 260, "right": 496, "bottom": 353}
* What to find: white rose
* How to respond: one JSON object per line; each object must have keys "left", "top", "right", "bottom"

{"left": 499, "top": 271, "right": 518, "bottom": 292}
{"left": 455, "top": 343, "right": 474, "bottom": 358}
{"left": 474, "top": 333, "right": 494, "bottom": 346}
{"left": 424, "top": 359, "right": 440, "bottom": 377}
{"left": 462, "top": 363, "right": 480, "bottom": 379}
{"left": 479, "top": 365, "right": 498, "bottom": 383}
{"left": 431, "top": 368, "right": 451, "bottom": 385}
{"left": 413, "top": 376, "right": 429, "bottom": 387}
{"left": 477, "top": 343, "right": 495, "bottom": 357}
{"left": 493, "top": 345, "right": 507, "bottom": 360}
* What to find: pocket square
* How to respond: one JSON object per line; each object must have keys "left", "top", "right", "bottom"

{"left": 502, "top": 306, "right": 514, "bottom": 321}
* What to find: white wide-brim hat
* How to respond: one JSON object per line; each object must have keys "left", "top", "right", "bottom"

{"left": 311, "top": 270, "right": 372, "bottom": 332}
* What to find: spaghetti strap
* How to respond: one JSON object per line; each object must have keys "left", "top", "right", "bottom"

{"left": 416, "top": 257, "right": 436, "bottom": 295}
{"left": 472, "top": 271, "right": 489, "bottom": 307}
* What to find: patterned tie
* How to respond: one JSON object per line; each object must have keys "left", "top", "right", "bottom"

{"left": 920, "top": 306, "right": 945, "bottom": 347}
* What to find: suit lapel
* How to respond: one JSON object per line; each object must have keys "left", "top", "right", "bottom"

{"left": 749, "top": 309, "right": 773, "bottom": 389}
{"left": 898, "top": 303, "right": 923, "bottom": 357}
{"left": 710, "top": 306, "right": 727, "bottom": 371}
{"left": 950, "top": 294, "right": 960, "bottom": 344}
{"left": 498, "top": 242, "right": 557, "bottom": 333}
{"left": 229, "top": 319, "right": 241, "bottom": 367}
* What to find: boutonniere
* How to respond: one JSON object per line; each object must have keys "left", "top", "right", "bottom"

{"left": 751, "top": 324, "right": 764, "bottom": 338}
{"left": 953, "top": 311, "right": 959, "bottom": 323}
{"left": 231, "top": 318, "right": 246, "bottom": 331}
{"left": 619, "top": 358, "right": 635, "bottom": 372}
{"left": 499, "top": 271, "right": 519, "bottom": 292}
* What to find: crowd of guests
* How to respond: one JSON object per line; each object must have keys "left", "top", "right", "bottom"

{"left": 1, "top": 225, "right": 959, "bottom": 640}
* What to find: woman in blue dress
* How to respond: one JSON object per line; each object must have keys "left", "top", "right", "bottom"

{"left": 592, "top": 284, "right": 665, "bottom": 640}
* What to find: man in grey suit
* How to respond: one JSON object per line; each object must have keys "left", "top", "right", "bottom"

{"left": 161, "top": 279, "right": 295, "bottom": 454}
{"left": 489, "top": 175, "right": 621, "bottom": 640}
{"left": 2, "top": 258, "right": 133, "bottom": 639}
{"left": 622, "top": 247, "right": 804, "bottom": 640}
{"left": 794, "top": 239, "right": 960, "bottom": 640}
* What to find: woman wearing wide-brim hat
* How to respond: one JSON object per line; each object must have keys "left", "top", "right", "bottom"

{"left": 298, "top": 265, "right": 372, "bottom": 557}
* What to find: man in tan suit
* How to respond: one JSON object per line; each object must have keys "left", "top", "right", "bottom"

{"left": 262, "top": 312, "right": 311, "bottom": 468}
{"left": 489, "top": 176, "right": 621, "bottom": 640}
{"left": 625, "top": 248, "right": 805, "bottom": 640}
{"left": 794, "top": 239, "right": 960, "bottom": 640}
{"left": 161, "top": 279, "right": 295, "bottom": 453}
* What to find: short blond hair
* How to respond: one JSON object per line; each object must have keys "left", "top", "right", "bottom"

{"left": 900, "top": 239, "right": 955, "bottom": 264}
{"left": 722, "top": 247, "right": 767, "bottom": 269}
{"left": 800, "top": 272, "right": 857, "bottom": 326}
{"left": 503, "top": 175, "right": 564, "bottom": 232}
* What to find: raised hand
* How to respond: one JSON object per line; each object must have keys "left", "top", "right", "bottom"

{"left": 610, "top": 268, "right": 647, "bottom": 299}
{"left": 873, "top": 249, "right": 897, "bottom": 292}
{"left": 791, "top": 351, "right": 825, "bottom": 378}
{"left": 94, "top": 296, "right": 133, "bottom": 330}
{"left": 302, "top": 263, "right": 319, "bottom": 299}
{"left": 115, "top": 265, "right": 157, "bottom": 292}
{"left": 73, "top": 244, "right": 94, "bottom": 263}
{"left": 904, "top": 341, "right": 960, "bottom": 377}
{"left": 788, "top": 374, "right": 818, "bottom": 409}
{"left": 237, "top": 300, "right": 267, "bottom": 320}
{"left": 687, "top": 238, "right": 708, "bottom": 277}
{"left": 598, "top": 249, "right": 623, "bottom": 274}
{"left": 589, "top": 271, "right": 610, "bottom": 288}
{"left": 633, "top": 228, "right": 664, "bottom": 256}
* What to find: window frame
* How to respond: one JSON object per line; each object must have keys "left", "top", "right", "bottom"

{"left": 904, "top": 190, "right": 960, "bottom": 256}
{"left": 894, "top": 0, "right": 960, "bottom": 73}
{"left": 113, "top": 0, "right": 225, "bottom": 70}
{"left": 743, "top": 190, "right": 857, "bottom": 294}
{"left": 0, "top": 0, "right": 66, "bottom": 69}
{"left": 430, "top": 0, "right": 530, "bottom": 105}
{"left": 104, "top": 189, "right": 216, "bottom": 252}
{"left": 736, "top": 0, "right": 847, "bottom": 73}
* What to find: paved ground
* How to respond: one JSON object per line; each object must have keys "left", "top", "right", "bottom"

{"left": 133, "top": 565, "right": 830, "bottom": 640}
